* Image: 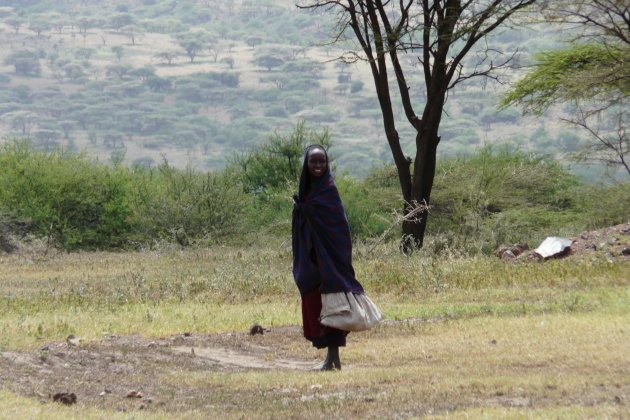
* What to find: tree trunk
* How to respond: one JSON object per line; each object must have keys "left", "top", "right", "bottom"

{"left": 401, "top": 135, "right": 438, "bottom": 252}
{"left": 400, "top": 92, "right": 444, "bottom": 252}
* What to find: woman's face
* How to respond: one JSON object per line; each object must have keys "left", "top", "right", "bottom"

{"left": 307, "top": 148, "right": 327, "bottom": 177}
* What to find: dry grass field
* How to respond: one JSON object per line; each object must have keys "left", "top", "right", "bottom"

{"left": 0, "top": 232, "right": 628, "bottom": 419}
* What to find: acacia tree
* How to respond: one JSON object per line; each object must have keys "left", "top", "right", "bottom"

{"left": 298, "top": 0, "right": 536, "bottom": 249}
{"left": 502, "top": 0, "right": 629, "bottom": 176}
{"left": 177, "top": 34, "right": 206, "bottom": 63}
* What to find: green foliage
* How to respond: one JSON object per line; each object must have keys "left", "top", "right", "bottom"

{"left": 0, "top": 140, "right": 253, "bottom": 250}
{"left": 336, "top": 176, "right": 397, "bottom": 238}
{"left": 0, "top": 140, "right": 133, "bottom": 250}
{"left": 350, "top": 80, "right": 364, "bottom": 93}
{"left": 176, "top": 31, "right": 211, "bottom": 63}
{"left": 500, "top": 43, "right": 630, "bottom": 114}
{"left": 230, "top": 121, "right": 331, "bottom": 193}
{"left": 429, "top": 146, "right": 583, "bottom": 252}
{"left": 253, "top": 54, "right": 284, "bottom": 71}
{"left": 576, "top": 183, "right": 630, "bottom": 229}
{"left": 362, "top": 146, "right": 621, "bottom": 253}
{"left": 129, "top": 161, "right": 250, "bottom": 245}
{"left": 4, "top": 50, "right": 41, "bottom": 77}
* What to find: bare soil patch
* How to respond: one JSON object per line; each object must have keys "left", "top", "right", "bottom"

{"left": 0, "top": 326, "right": 317, "bottom": 412}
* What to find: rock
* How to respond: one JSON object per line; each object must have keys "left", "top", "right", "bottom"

{"left": 493, "top": 243, "right": 529, "bottom": 259}
{"left": 52, "top": 392, "right": 77, "bottom": 405}
{"left": 249, "top": 323, "right": 265, "bottom": 335}
{"left": 126, "top": 390, "right": 143, "bottom": 399}
{"left": 515, "top": 250, "right": 543, "bottom": 263}
{"left": 66, "top": 334, "right": 83, "bottom": 346}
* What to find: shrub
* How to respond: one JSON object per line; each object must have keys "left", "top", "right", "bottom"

{"left": 0, "top": 140, "right": 133, "bottom": 249}
{"left": 229, "top": 121, "right": 331, "bottom": 193}
{"left": 429, "top": 146, "right": 583, "bottom": 252}
{"left": 129, "top": 161, "right": 250, "bottom": 245}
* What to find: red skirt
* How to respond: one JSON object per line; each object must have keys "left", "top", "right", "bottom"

{"left": 301, "top": 288, "right": 347, "bottom": 348}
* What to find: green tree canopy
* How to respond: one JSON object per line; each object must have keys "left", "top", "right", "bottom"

{"left": 500, "top": 43, "right": 629, "bottom": 115}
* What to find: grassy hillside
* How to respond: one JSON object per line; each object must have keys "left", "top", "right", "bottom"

{"left": 0, "top": 0, "right": 592, "bottom": 176}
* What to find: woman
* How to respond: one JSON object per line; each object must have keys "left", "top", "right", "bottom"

{"left": 292, "top": 144, "right": 365, "bottom": 371}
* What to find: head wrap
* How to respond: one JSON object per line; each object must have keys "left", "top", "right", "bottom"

{"left": 291, "top": 145, "right": 364, "bottom": 297}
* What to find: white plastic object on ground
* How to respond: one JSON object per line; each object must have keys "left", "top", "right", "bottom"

{"left": 534, "top": 236, "right": 573, "bottom": 259}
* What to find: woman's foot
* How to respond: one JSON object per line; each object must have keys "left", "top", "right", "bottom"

{"left": 320, "top": 346, "right": 341, "bottom": 371}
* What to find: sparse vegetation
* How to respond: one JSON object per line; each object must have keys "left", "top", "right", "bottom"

{"left": 0, "top": 242, "right": 628, "bottom": 418}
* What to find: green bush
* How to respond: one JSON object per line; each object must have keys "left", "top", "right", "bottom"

{"left": 229, "top": 121, "right": 331, "bottom": 194}
{"left": 336, "top": 176, "right": 397, "bottom": 238}
{"left": 429, "top": 146, "right": 583, "bottom": 252}
{"left": 129, "top": 161, "right": 250, "bottom": 245}
{"left": 0, "top": 140, "right": 133, "bottom": 249}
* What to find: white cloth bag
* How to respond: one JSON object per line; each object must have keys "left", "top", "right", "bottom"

{"left": 320, "top": 292, "right": 383, "bottom": 332}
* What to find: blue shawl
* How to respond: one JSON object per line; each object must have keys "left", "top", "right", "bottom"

{"left": 292, "top": 145, "right": 364, "bottom": 298}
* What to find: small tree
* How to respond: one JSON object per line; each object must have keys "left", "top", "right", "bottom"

{"left": 221, "top": 56, "right": 235, "bottom": 69}
{"left": 178, "top": 36, "right": 205, "bottom": 63}
{"left": 60, "top": 120, "right": 74, "bottom": 139}
{"left": 254, "top": 54, "right": 284, "bottom": 71}
{"left": 4, "top": 50, "right": 41, "bottom": 77}
{"left": 207, "top": 39, "right": 222, "bottom": 63}
{"left": 109, "top": 13, "right": 135, "bottom": 31}
{"left": 106, "top": 63, "right": 132, "bottom": 79}
{"left": 155, "top": 51, "right": 179, "bottom": 65}
{"left": 231, "top": 121, "right": 331, "bottom": 193}
{"left": 6, "top": 111, "right": 38, "bottom": 135}
{"left": 63, "top": 63, "right": 85, "bottom": 81}
{"left": 6, "top": 17, "right": 22, "bottom": 34}
{"left": 29, "top": 20, "right": 50, "bottom": 37}
{"left": 132, "top": 65, "right": 155, "bottom": 81}
{"left": 246, "top": 36, "right": 263, "bottom": 49}
{"left": 121, "top": 24, "right": 143, "bottom": 45}
{"left": 111, "top": 45, "right": 124, "bottom": 61}
{"left": 298, "top": 0, "right": 538, "bottom": 250}
{"left": 146, "top": 75, "right": 172, "bottom": 92}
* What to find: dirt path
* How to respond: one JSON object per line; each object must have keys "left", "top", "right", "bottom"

{"left": 170, "top": 345, "right": 314, "bottom": 370}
